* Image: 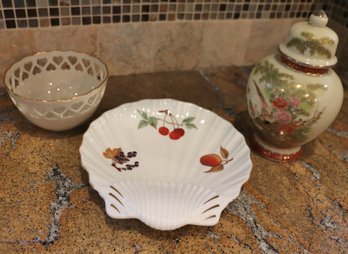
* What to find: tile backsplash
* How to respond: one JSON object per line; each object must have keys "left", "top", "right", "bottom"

{"left": 325, "top": 0, "right": 348, "bottom": 28}
{"left": 0, "top": 0, "right": 329, "bottom": 29}
{"left": 0, "top": 0, "right": 347, "bottom": 87}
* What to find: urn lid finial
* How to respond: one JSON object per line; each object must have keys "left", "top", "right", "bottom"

{"left": 279, "top": 10, "right": 338, "bottom": 68}
{"left": 309, "top": 10, "right": 328, "bottom": 27}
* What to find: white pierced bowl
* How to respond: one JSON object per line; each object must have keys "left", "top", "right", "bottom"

{"left": 80, "top": 99, "right": 252, "bottom": 230}
{"left": 4, "top": 51, "right": 108, "bottom": 131}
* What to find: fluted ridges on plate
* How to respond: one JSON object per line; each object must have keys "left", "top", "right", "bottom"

{"left": 80, "top": 99, "right": 253, "bottom": 230}
{"left": 104, "top": 180, "right": 224, "bottom": 230}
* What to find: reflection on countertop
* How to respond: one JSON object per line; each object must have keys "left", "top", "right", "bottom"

{"left": 0, "top": 66, "right": 347, "bottom": 253}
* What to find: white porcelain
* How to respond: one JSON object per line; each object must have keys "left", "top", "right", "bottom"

{"left": 279, "top": 10, "right": 338, "bottom": 67}
{"left": 4, "top": 51, "right": 108, "bottom": 131}
{"left": 247, "top": 11, "right": 343, "bottom": 161}
{"left": 80, "top": 99, "right": 252, "bottom": 230}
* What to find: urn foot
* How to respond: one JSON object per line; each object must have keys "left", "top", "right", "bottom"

{"left": 252, "top": 134, "right": 301, "bottom": 162}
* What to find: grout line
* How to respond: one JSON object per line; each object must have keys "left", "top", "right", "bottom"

{"left": 1, "top": 1, "right": 346, "bottom": 29}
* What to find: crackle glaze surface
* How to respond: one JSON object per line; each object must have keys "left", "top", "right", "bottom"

{"left": 0, "top": 67, "right": 347, "bottom": 253}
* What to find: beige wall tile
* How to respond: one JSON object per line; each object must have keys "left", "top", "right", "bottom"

{"left": 199, "top": 20, "right": 253, "bottom": 68}
{"left": 152, "top": 22, "right": 204, "bottom": 72}
{"left": 97, "top": 23, "right": 154, "bottom": 76}
{"left": 0, "top": 29, "right": 37, "bottom": 87}
{"left": 34, "top": 26, "right": 97, "bottom": 54}
{"left": 2, "top": 19, "right": 336, "bottom": 88}
{"left": 244, "top": 18, "right": 303, "bottom": 65}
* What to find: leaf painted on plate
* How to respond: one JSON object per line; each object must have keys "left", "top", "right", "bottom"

{"left": 138, "top": 119, "right": 149, "bottom": 129}
{"left": 148, "top": 116, "right": 158, "bottom": 129}
{"left": 183, "top": 117, "right": 195, "bottom": 123}
{"left": 205, "top": 164, "right": 224, "bottom": 173}
{"left": 220, "top": 146, "right": 229, "bottom": 159}
{"left": 185, "top": 122, "right": 197, "bottom": 129}
{"left": 103, "top": 147, "right": 122, "bottom": 159}
{"left": 137, "top": 110, "right": 148, "bottom": 120}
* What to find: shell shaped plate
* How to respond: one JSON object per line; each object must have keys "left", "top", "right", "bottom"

{"left": 80, "top": 99, "right": 252, "bottom": 230}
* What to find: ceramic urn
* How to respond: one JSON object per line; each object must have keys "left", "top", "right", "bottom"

{"left": 246, "top": 10, "right": 344, "bottom": 161}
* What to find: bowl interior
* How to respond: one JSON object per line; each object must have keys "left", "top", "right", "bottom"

{"left": 5, "top": 51, "right": 108, "bottom": 101}
{"left": 15, "top": 70, "right": 99, "bottom": 101}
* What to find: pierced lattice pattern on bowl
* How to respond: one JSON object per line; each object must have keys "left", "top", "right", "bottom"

{"left": 5, "top": 51, "right": 108, "bottom": 131}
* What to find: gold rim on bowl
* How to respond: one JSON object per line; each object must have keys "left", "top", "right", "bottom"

{"left": 4, "top": 50, "right": 109, "bottom": 103}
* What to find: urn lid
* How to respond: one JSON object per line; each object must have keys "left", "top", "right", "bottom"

{"left": 279, "top": 10, "right": 338, "bottom": 68}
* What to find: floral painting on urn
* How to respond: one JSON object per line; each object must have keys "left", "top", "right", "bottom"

{"left": 246, "top": 11, "right": 344, "bottom": 161}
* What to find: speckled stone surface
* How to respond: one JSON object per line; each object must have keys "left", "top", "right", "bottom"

{"left": 0, "top": 67, "right": 347, "bottom": 253}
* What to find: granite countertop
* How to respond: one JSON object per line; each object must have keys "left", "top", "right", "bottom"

{"left": 1, "top": 67, "right": 347, "bottom": 253}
